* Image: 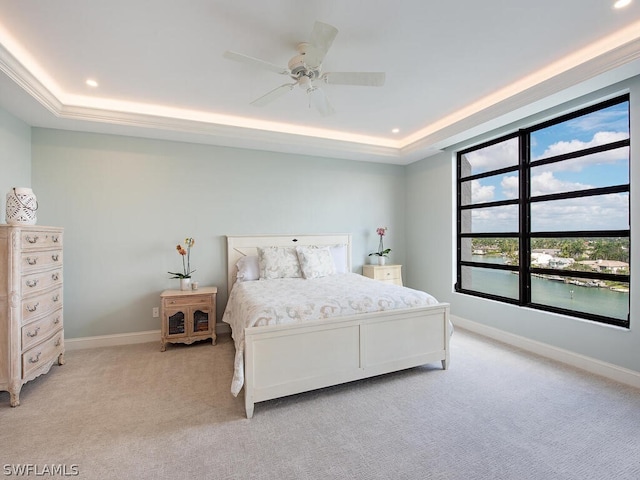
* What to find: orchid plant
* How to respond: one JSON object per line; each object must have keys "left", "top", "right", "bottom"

{"left": 168, "top": 237, "right": 196, "bottom": 279}
{"left": 369, "top": 227, "right": 391, "bottom": 257}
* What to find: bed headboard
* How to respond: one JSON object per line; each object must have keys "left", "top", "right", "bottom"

{"left": 226, "top": 234, "right": 352, "bottom": 294}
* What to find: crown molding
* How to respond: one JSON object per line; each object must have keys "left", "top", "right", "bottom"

{"left": 1, "top": 32, "right": 640, "bottom": 165}
{"left": 0, "top": 41, "right": 62, "bottom": 116}
{"left": 401, "top": 34, "right": 640, "bottom": 159}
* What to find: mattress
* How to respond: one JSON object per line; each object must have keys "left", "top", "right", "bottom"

{"left": 221, "top": 273, "right": 440, "bottom": 396}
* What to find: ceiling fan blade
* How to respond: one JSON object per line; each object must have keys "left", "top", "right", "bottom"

{"left": 308, "top": 87, "right": 335, "bottom": 116}
{"left": 305, "top": 21, "right": 339, "bottom": 68}
{"left": 251, "top": 83, "right": 296, "bottom": 107}
{"left": 322, "top": 72, "right": 386, "bottom": 87}
{"left": 223, "top": 50, "right": 290, "bottom": 75}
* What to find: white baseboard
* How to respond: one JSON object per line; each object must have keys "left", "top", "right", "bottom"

{"left": 65, "top": 323, "right": 231, "bottom": 351}
{"left": 452, "top": 315, "right": 640, "bottom": 389}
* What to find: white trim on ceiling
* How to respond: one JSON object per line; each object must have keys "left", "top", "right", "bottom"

{"left": 1, "top": 28, "right": 640, "bottom": 165}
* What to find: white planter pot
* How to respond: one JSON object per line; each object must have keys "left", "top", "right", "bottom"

{"left": 378, "top": 256, "right": 386, "bottom": 265}
{"left": 180, "top": 278, "right": 191, "bottom": 291}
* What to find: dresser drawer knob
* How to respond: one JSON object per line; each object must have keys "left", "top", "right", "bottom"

{"left": 52, "top": 254, "right": 60, "bottom": 262}
{"left": 26, "top": 302, "right": 39, "bottom": 312}
{"left": 52, "top": 294, "right": 60, "bottom": 302}
{"left": 29, "top": 352, "right": 42, "bottom": 364}
{"left": 26, "top": 327, "right": 41, "bottom": 338}
{"left": 52, "top": 273, "right": 60, "bottom": 281}
{"left": 26, "top": 235, "right": 39, "bottom": 244}
{"left": 55, "top": 338, "right": 61, "bottom": 347}
{"left": 52, "top": 235, "right": 60, "bottom": 243}
{"left": 26, "top": 257, "right": 38, "bottom": 265}
{"left": 53, "top": 316, "right": 61, "bottom": 325}
{"left": 26, "top": 279, "right": 39, "bottom": 288}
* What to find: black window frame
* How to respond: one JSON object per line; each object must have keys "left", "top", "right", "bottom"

{"left": 456, "top": 94, "right": 630, "bottom": 328}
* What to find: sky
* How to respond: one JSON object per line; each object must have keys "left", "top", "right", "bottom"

{"left": 462, "top": 101, "right": 630, "bottom": 233}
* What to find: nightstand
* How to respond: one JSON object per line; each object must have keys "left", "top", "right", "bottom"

{"left": 160, "top": 286, "right": 217, "bottom": 351}
{"left": 362, "top": 264, "right": 403, "bottom": 286}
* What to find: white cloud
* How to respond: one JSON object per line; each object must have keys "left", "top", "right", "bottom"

{"left": 534, "top": 131, "right": 627, "bottom": 161}
{"left": 462, "top": 137, "right": 518, "bottom": 174}
{"left": 467, "top": 191, "right": 628, "bottom": 233}
{"left": 501, "top": 175, "right": 518, "bottom": 199}
{"left": 471, "top": 180, "right": 494, "bottom": 203}
{"left": 530, "top": 171, "right": 591, "bottom": 196}
{"left": 531, "top": 193, "right": 629, "bottom": 231}
{"left": 567, "top": 108, "right": 628, "bottom": 134}
{"left": 469, "top": 205, "right": 518, "bottom": 233}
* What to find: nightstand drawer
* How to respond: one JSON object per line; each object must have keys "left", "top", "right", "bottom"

{"left": 374, "top": 266, "right": 401, "bottom": 280}
{"left": 362, "top": 265, "right": 403, "bottom": 286}
{"left": 163, "top": 295, "right": 211, "bottom": 308}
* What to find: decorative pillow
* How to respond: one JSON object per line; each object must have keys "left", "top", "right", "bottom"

{"left": 258, "top": 247, "right": 302, "bottom": 280}
{"left": 329, "top": 244, "right": 348, "bottom": 274}
{"left": 236, "top": 255, "right": 260, "bottom": 282}
{"left": 296, "top": 246, "right": 336, "bottom": 279}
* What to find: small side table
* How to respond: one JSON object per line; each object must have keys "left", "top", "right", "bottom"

{"left": 362, "top": 264, "right": 403, "bottom": 286}
{"left": 160, "top": 286, "right": 217, "bottom": 351}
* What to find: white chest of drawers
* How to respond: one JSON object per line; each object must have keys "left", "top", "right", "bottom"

{"left": 0, "top": 225, "right": 64, "bottom": 406}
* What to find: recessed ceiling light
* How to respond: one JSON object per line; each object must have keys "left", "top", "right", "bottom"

{"left": 614, "top": 0, "right": 632, "bottom": 8}
{"left": 391, "top": 128, "right": 400, "bottom": 134}
{"left": 86, "top": 79, "right": 98, "bottom": 87}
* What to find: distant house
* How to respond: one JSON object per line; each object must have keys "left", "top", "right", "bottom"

{"left": 578, "top": 260, "right": 629, "bottom": 274}
{"left": 549, "top": 257, "right": 575, "bottom": 269}
{"left": 531, "top": 252, "right": 553, "bottom": 266}
{"left": 532, "top": 252, "right": 575, "bottom": 269}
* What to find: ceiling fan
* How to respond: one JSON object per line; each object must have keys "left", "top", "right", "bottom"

{"left": 223, "top": 21, "right": 385, "bottom": 116}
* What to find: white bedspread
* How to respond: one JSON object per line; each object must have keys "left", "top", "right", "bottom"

{"left": 221, "top": 273, "right": 440, "bottom": 396}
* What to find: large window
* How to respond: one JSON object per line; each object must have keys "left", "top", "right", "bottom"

{"left": 456, "top": 95, "right": 630, "bottom": 328}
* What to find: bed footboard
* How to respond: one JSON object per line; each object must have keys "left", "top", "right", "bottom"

{"left": 243, "top": 303, "right": 450, "bottom": 418}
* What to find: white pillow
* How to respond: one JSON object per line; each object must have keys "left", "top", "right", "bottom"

{"left": 258, "top": 247, "right": 302, "bottom": 280}
{"left": 330, "top": 244, "right": 348, "bottom": 274}
{"left": 296, "top": 246, "right": 336, "bottom": 279}
{"left": 235, "top": 255, "right": 260, "bottom": 282}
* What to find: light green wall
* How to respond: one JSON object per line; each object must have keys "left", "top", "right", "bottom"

{"left": 3, "top": 70, "right": 639, "bottom": 373}
{"left": 30, "top": 128, "right": 407, "bottom": 338}
{"left": 0, "top": 108, "right": 31, "bottom": 215}
{"left": 405, "top": 76, "right": 640, "bottom": 373}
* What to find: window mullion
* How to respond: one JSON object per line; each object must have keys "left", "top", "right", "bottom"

{"left": 519, "top": 131, "right": 530, "bottom": 305}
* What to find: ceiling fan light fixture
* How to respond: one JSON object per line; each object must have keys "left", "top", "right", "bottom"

{"left": 298, "top": 75, "right": 311, "bottom": 90}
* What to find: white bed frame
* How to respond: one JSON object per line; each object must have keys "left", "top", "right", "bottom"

{"left": 227, "top": 234, "right": 450, "bottom": 418}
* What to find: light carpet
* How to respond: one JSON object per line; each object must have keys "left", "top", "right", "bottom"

{"left": 1, "top": 329, "right": 639, "bottom": 480}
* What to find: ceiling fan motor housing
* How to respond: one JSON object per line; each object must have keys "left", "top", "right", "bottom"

{"left": 288, "top": 54, "right": 307, "bottom": 76}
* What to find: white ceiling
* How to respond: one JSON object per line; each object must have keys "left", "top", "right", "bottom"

{"left": 1, "top": 0, "right": 639, "bottom": 164}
